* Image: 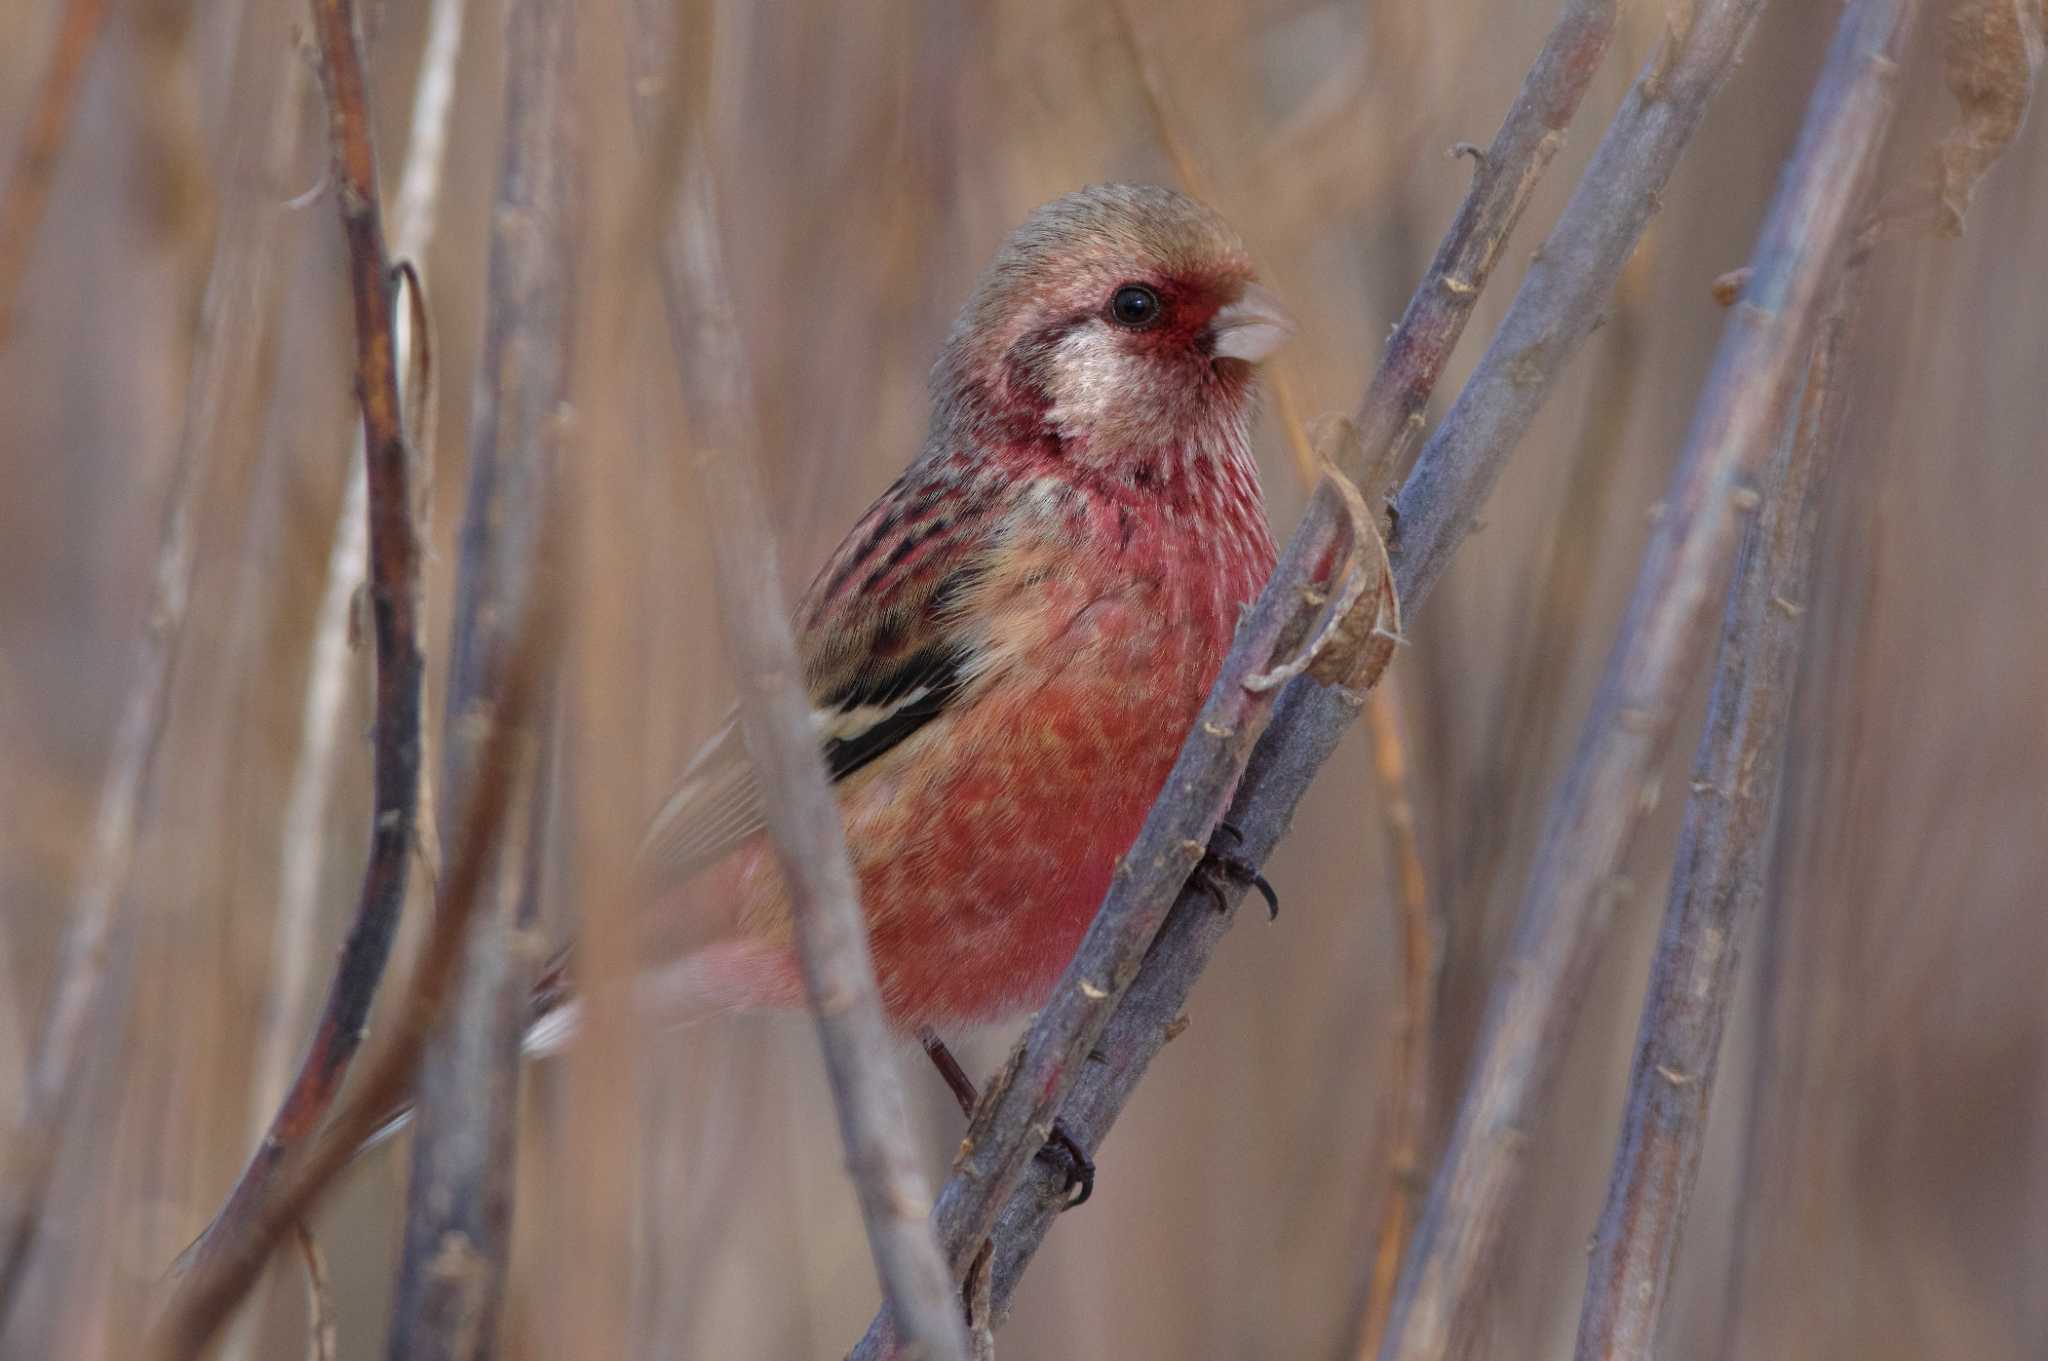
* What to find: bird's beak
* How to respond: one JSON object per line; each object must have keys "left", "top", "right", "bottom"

{"left": 1209, "top": 282, "right": 1295, "bottom": 364}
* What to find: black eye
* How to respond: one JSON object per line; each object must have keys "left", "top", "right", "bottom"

{"left": 1109, "top": 284, "right": 1162, "bottom": 329}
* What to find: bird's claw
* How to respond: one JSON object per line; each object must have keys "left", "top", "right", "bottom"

{"left": 1197, "top": 821, "right": 1279, "bottom": 920}
{"left": 1036, "top": 1120, "right": 1095, "bottom": 1209}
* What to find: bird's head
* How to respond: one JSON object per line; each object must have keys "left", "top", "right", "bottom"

{"left": 930, "top": 184, "right": 1292, "bottom": 471}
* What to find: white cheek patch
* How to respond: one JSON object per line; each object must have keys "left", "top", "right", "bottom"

{"left": 1044, "top": 324, "right": 1143, "bottom": 438}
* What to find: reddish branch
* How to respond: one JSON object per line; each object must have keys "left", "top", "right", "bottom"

{"left": 182, "top": 0, "right": 425, "bottom": 1281}
{"left": 1383, "top": 5, "right": 1920, "bottom": 1358}
{"left": 0, "top": 0, "right": 111, "bottom": 345}
{"left": 149, "top": 540, "right": 559, "bottom": 1361}
{"left": 382, "top": 0, "right": 577, "bottom": 1355}
{"left": 1571, "top": 266, "right": 1872, "bottom": 1360}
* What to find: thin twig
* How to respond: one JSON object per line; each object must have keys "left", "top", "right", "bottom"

{"left": 148, "top": 503, "right": 561, "bottom": 1361}
{"left": 849, "top": 0, "right": 1783, "bottom": 1343}
{"left": 0, "top": 358, "right": 205, "bottom": 1315}
{"left": 178, "top": 0, "right": 428, "bottom": 1284}
{"left": 1571, "top": 255, "right": 1870, "bottom": 1361}
{"left": 1351, "top": 668, "right": 1441, "bottom": 1361}
{"left": 0, "top": 0, "right": 111, "bottom": 347}
{"left": 1388, "top": 0, "right": 1770, "bottom": 614}
{"left": 1346, "top": 0, "right": 1620, "bottom": 498}
{"left": 629, "top": 12, "right": 967, "bottom": 1358}
{"left": 382, "top": 0, "right": 575, "bottom": 1356}
{"left": 1461, "top": 240, "right": 1654, "bottom": 913}
{"left": 0, "top": 27, "right": 317, "bottom": 1320}
{"left": 292, "top": 1223, "right": 337, "bottom": 1361}
{"left": 1381, "top": 5, "right": 1919, "bottom": 1358}
{"left": 388, "top": 0, "right": 471, "bottom": 268}
{"left": 254, "top": 0, "right": 468, "bottom": 1178}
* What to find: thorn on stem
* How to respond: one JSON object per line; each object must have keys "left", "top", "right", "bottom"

{"left": 1711, "top": 266, "right": 1753, "bottom": 306}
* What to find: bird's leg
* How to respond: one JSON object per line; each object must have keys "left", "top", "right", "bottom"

{"left": 919, "top": 1030, "right": 1096, "bottom": 1209}
{"left": 1196, "top": 820, "right": 1280, "bottom": 920}
{"left": 920, "top": 1029, "right": 980, "bottom": 1117}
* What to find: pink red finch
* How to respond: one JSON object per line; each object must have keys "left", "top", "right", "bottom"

{"left": 624, "top": 184, "right": 1289, "bottom": 1046}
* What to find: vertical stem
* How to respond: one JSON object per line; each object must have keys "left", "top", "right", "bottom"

{"left": 1571, "top": 264, "right": 1865, "bottom": 1361}
{"left": 383, "top": 0, "right": 577, "bottom": 1354}
{"left": 181, "top": 0, "right": 427, "bottom": 1284}
{"left": 0, "top": 0, "right": 111, "bottom": 345}
{"left": 1381, "top": 6, "right": 1917, "bottom": 1358}
{"left": 629, "top": 9, "right": 966, "bottom": 1355}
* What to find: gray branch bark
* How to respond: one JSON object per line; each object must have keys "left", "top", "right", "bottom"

{"left": 629, "top": 14, "right": 968, "bottom": 1355}
{"left": 1572, "top": 249, "right": 1874, "bottom": 1361}
{"left": 852, "top": 0, "right": 1783, "bottom": 1349}
{"left": 384, "top": 0, "right": 578, "bottom": 1355}
{"left": 1384, "top": 4, "right": 1919, "bottom": 1357}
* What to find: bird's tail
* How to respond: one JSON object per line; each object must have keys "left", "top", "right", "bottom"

{"left": 354, "top": 949, "right": 580, "bottom": 1155}
{"left": 357, "top": 938, "right": 795, "bottom": 1156}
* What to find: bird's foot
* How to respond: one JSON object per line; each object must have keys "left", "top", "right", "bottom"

{"left": 1036, "top": 1120, "right": 1095, "bottom": 1209}
{"left": 1196, "top": 821, "right": 1279, "bottom": 920}
{"left": 924, "top": 1034, "right": 1095, "bottom": 1209}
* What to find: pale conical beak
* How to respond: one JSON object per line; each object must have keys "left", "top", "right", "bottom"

{"left": 1209, "top": 282, "right": 1295, "bottom": 364}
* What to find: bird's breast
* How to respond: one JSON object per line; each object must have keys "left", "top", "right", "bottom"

{"left": 831, "top": 460, "right": 1275, "bottom": 1027}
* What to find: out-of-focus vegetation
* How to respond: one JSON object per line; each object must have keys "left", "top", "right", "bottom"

{"left": 1, "top": 1, "right": 2042, "bottom": 1357}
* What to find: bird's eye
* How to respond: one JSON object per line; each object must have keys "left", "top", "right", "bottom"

{"left": 1108, "top": 284, "right": 1163, "bottom": 329}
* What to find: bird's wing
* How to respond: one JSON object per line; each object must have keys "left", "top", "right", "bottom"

{"left": 637, "top": 475, "right": 1002, "bottom": 889}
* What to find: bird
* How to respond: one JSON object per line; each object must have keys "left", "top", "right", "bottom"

{"left": 535, "top": 184, "right": 1290, "bottom": 1195}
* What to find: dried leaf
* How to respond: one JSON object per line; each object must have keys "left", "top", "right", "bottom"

{"left": 1935, "top": 0, "right": 2045, "bottom": 234}
{"left": 1305, "top": 518, "right": 1403, "bottom": 693}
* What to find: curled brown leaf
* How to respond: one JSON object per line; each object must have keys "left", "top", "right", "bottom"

{"left": 1935, "top": 0, "right": 2045, "bottom": 234}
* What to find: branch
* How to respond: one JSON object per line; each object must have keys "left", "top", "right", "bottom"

{"left": 1460, "top": 243, "right": 1654, "bottom": 913}
{"left": 255, "top": 0, "right": 468, "bottom": 1190}
{"left": 0, "top": 29, "right": 317, "bottom": 1321}
{"left": 293, "top": 1224, "right": 337, "bottom": 1361}
{"left": 1570, "top": 256, "right": 1868, "bottom": 1361}
{"left": 180, "top": 0, "right": 428, "bottom": 1281}
{"left": 853, "top": 0, "right": 1648, "bottom": 1346}
{"left": 952, "top": 474, "right": 1381, "bottom": 1249}
{"left": 0, "top": 331, "right": 205, "bottom": 1316}
{"left": 1381, "top": 4, "right": 1921, "bottom": 1357}
{"left": 1343, "top": 0, "right": 1619, "bottom": 497}
{"left": 845, "top": 474, "right": 1388, "bottom": 1359}
{"left": 627, "top": 13, "right": 967, "bottom": 1358}
{"left": 0, "top": 0, "right": 111, "bottom": 346}
{"left": 1389, "top": 0, "right": 1770, "bottom": 614}
{"left": 1104, "top": 27, "right": 1450, "bottom": 1355}
{"left": 944, "top": 0, "right": 1776, "bottom": 1322}
{"left": 382, "top": 0, "right": 576, "bottom": 1354}
{"left": 148, "top": 505, "right": 562, "bottom": 1361}
{"left": 1350, "top": 669, "right": 1442, "bottom": 1361}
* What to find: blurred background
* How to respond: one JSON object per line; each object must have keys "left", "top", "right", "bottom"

{"left": 2, "top": 0, "right": 2043, "bottom": 1357}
